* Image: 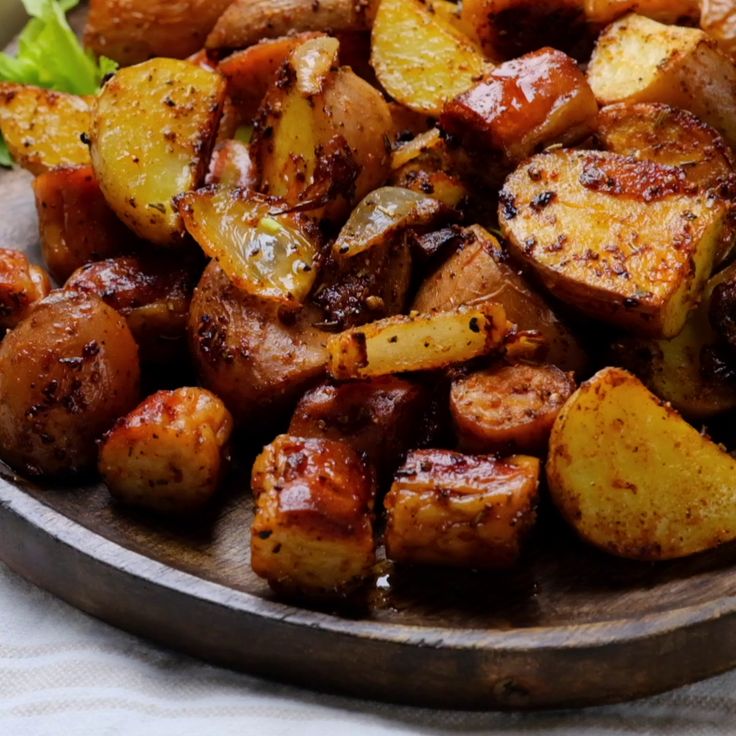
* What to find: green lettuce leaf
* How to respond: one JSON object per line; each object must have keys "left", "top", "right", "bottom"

{"left": 0, "top": 0, "right": 118, "bottom": 166}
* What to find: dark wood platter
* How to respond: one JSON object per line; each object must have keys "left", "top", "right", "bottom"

{"left": 3, "top": 8, "right": 736, "bottom": 710}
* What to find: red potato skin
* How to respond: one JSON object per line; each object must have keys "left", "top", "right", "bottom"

{"left": 0, "top": 248, "right": 51, "bottom": 330}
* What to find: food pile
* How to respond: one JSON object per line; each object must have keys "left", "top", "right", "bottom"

{"left": 2, "top": 0, "right": 736, "bottom": 599}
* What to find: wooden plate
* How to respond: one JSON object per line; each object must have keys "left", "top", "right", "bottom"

{"left": 2, "top": 12, "right": 736, "bottom": 709}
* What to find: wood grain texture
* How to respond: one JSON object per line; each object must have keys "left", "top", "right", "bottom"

{"left": 1, "top": 5, "right": 736, "bottom": 709}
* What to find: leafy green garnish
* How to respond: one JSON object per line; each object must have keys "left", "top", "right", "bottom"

{"left": 0, "top": 0, "right": 118, "bottom": 166}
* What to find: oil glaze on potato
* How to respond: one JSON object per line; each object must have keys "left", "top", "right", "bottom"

{"left": 90, "top": 59, "right": 226, "bottom": 247}
{"left": 0, "top": 292, "right": 140, "bottom": 478}
{"left": 499, "top": 149, "right": 726, "bottom": 338}
{"left": 99, "top": 387, "right": 233, "bottom": 513}
{"left": 0, "top": 249, "right": 51, "bottom": 331}
{"left": 547, "top": 367, "right": 736, "bottom": 560}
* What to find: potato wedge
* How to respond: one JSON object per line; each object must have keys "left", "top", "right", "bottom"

{"left": 587, "top": 14, "right": 736, "bottom": 149}
{"left": 413, "top": 226, "right": 588, "bottom": 373}
{"left": 84, "top": 0, "right": 233, "bottom": 65}
{"left": 371, "top": 0, "right": 486, "bottom": 116}
{"left": 206, "top": 140, "right": 256, "bottom": 189}
{"left": 0, "top": 249, "right": 51, "bottom": 331}
{"left": 584, "top": 0, "right": 699, "bottom": 24}
{"left": 547, "top": 367, "right": 736, "bottom": 560}
{"left": 701, "top": 0, "right": 736, "bottom": 59}
{"left": 207, "top": 0, "right": 376, "bottom": 51}
{"left": 0, "top": 84, "right": 91, "bottom": 175}
{"left": 90, "top": 59, "right": 226, "bottom": 247}
{"left": 326, "top": 301, "right": 508, "bottom": 379}
{"left": 499, "top": 149, "right": 726, "bottom": 338}
{"left": 384, "top": 450, "right": 539, "bottom": 568}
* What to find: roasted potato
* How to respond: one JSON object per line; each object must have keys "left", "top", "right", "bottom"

{"left": 205, "top": 140, "right": 256, "bottom": 189}
{"left": 701, "top": 0, "right": 736, "bottom": 59}
{"left": 547, "top": 367, "right": 736, "bottom": 560}
{"left": 596, "top": 102, "right": 736, "bottom": 265}
{"left": 33, "top": 165, "right": 133, "bottom": 283}
{"left": 0, "top": 84, "right": 91, "bottom": 175}
{"left": 371, "top": 0, "right": 486, "bottom": 116}
{"left": 587, "top": 14, "right": 736, "bottom": 149}
{"left": 326, "top": 301, "right": 508, "bottom": 379}
{"left": 251, "top": 434, "right": 376, "bottom": 596}
{"left": 451, "top": 363, "right": 576, "bottom": 454}
{"left": 413, "top": 226, "right": 588, "bottom": 373}
{"left": 384, "top": 449, "right": 539, "bottom": 568}
{"left": 207, "top": 0, "right": 375, "bottom": 51}
{"left": 90, "top": 58, "right": 226, "bottom": 247}
{"left": 251, "top": 37, "right": 393, "bottom": 221}
{"left": 188, "top": 262, "right": 329, "bottom": 426}
{"left": 0, "top": 291, "right": 140, "bottom": 478}
{"left": 64, "top": 255, "right": 199, "bottom": 365}
{"left": 0, "top": 249, "right": 51, "bottom": 331}
{"left": 499, "top": 149, "right": 726, "bottom": 338}
{"left": 99, "top": 387, "right": 233, "bottom": 512}
{"left": 84, "top": 0, "right": 233, "bottom": 65}
{"left": 440, "top": 48, "right": 598, "bottom": 165}
{"left": 289, "top": 376, "right": 428, "bottom": 476}
{"left": 585, "top": 0, "right": 699, "bottom": 24}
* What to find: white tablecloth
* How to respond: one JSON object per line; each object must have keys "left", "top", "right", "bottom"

{"left": 0, "top": 563, "right": 734, "bottom": 735}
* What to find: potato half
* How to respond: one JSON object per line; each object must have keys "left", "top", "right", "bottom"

{"left": 547, "top": 367, "right": 736, "bottom": 560}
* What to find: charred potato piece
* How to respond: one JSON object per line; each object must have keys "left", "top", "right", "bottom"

{"left": 0, "top": 249, "right": 51, "bottom": 331}
{"left": 0, "top": 84, "right": 91, "bottom": 175}
{"left": 596, "top": 102, "right": 736, "bottom": 265}
{"left": 65, "top": 255, "right": 198, "bottom": 365}
{"left": 0, "top": 291, "right": 140, "bottom": 478}
{"left": 413, "top": 226, "right": 588, "bottom": 374}
{"left": 207, "top": 0, "right": 375, "bottom": 51}
{"left": 547, "top": 367, "right": 736, "bottom": 560}
{"left": 252, "top": 37, "right": 393, "bottom": 221}
{"left": 587, "top": 14, "right": 736, "bottom": 149}
{"left": 585, "top": 0, "right": 699, "bottom": 24}
{"left": 440, "top": 48, "right": 598, "bottom": 165}
{"left": 99, "top": 387, "right": 233, "bottom": 512}
{"left": 84, "top": 0, "right": 233, "bottom": 65}
{"left": 326, "top": 301, "right": 508, "bottom": 379}
{"left": 384, "top": 449, "right": 539, "bottom": 568}
{"left": 251, "top": 434, "right": 376, "bottom": 597}
{"left": 33, "top": 165, "right": 133, "bottom": 283}
{"left": 289, "top": 376, "right": 428, "bottom": 476}
{"left": 710, "top": 262, "right": 736, "bottom": 352}
{"left": 188, "top": 262, "right": 329, "bottom": 426}
{"left": 701, "top": 0, "right": 736, "bottom": 59}
{"left": 90, "top": 59, "right": 226, "bottom": 247}
{"left": 371, "top": 0, "right": 486, "bottom": 116}
{"left": 499, "top": 149, "right": 726, "bottom": 338}
{"left": 451, "top": 363, "right": 575, "bottom": 454}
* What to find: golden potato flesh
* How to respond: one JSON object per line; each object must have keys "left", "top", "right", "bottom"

{"left": 371, "top": 0, "right": 486, "bottom": 116}
{"left": 90, "top": 59, "right": 226, "bottom": 247}
{"left": 451, "top": 363, "right": 576, "bottom": 454}
{"left": 0, "top": 249, "right": 51, "bottom": 331}
{"left": 84, "top": 0, "right": 233, "bottom": 65}
{"left": 0, "top": 84, "right": 91, "bottom": 175}
{"left": 701, "top": 0, "right": 736, "bottom": 59}
{"left": 587, "top": 14, "right": 736, "bottom": 149}
{"left": 384, "top": 450, "right": 539, "bottom": 568}
{"left": 251, "top": 434, "right": 376, "bottom": 597}
{"left": 413, "top": 225, "right": 588, "bottom": 374}
{"left": 584, "top": 0, "right": 699, "bottom": 24}
{"left": 0, "top": 291, "right": 140, "bottom": 478}
{"left": 499, "top": 149, "right": 726, "bottom": 338}
{"left": 33, "top": 165, "right": 133, "bottom": 283}
{"left": 99, "top": 387, "right": 233, "bottom": 513}
{"left": 188, "top": 262, "right": 329, "bottom": 426}
{"left": 547, "top": 367, "right": 736, "bottom": 560}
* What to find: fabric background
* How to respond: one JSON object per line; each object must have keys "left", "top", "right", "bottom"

{"left": 0, "top": 563, "right": 734, "bottom": 735}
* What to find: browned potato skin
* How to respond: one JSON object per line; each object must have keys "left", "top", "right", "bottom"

{"left": 0, "top": 291, "right": 140, "bottom": 478}
{"left": 99, "top": 387, "right": 233, "bottom": 513}
{"left": 84, "top": 0, "right": 234, "bottom": 65}
{"left": 188, "top": 262, "right": 329, "bottom": 427}
{"left": 289, "top": 376, "right": 428, "bottom": 477}
{"left": 33, "top": 165, "right": 133, "bottom": 284}
{"left": 207, "top": 0, "right": 376, "bottom": 51}
{"left": 0, "top": 249, "right": 51, "bottom": 331}
{"left": 251, "top": 434, "right": 376, "bottom": 596}
{"left": 412, "top": 226, "right": 588, "bottom": 374}
{"left": 384, "top": 449, "right": 539, "bottom": 568}
{"left": 451, "top": 363, "right": 576, "bottom": 454}
{"left": 65, "top": 256, "right": 199, "bottom": 365}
